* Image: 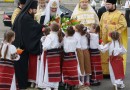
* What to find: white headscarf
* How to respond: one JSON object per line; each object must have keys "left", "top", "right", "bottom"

{"left": 43, "top": 0, "right": 62, "bottom": 24}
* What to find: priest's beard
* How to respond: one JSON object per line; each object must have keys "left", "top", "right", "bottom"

{"left": 108, "top": 8, "right": 116, "bottom": 12}
{"left": 50, "top": 12, "right": 56, "bottom": 17}
{"left": 108, "top": 5, "right": 116, "bottom": 12}
{"left": 30, "top": 13, "right": 35, "bottom": 18}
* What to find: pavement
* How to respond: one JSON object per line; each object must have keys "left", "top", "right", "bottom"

{"left": 0, "top": 2, "right": 130, "bottom": 90}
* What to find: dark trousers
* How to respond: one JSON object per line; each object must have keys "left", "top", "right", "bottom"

{"left": 125, "top": 9, "right": 130, "bottom": 27}
{"left": 14, "top": 50, "right": 29, "bottom": 89}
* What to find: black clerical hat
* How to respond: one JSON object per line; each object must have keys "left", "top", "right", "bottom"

{"left": 19, "top": 0, "right": 26, "bottom": 4}
{"left": 30, "top": 1, "right": 38, "bottom": 9}
{"left": 106, "top": 0, "right": 117, "bottom": 4}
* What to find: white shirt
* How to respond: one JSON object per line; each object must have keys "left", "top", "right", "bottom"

{"left": 41, "top": 36, "right": 46, "bottom": 43}
{"left": 73, "top": 32, "right": 81, "bottom": 49}
{"left": 42, "top": 31, "right": 60, "bottom": 50}
{"left": 63, "top": 36, "right": 78, "bottom": 52}
{"left": 100, "top": 40, "right": 127, "bottom": 56}
{"left": 125, "top": 0, "right": 130, "bottom": 8}
{"left": 89, "top": 33, "right": 99, "bottom": 49}
{"left": 80, "top": 35, "right": 89, "bottom": 50}
{"left": 0, "top": 43, "right": 20, "bottom": 61}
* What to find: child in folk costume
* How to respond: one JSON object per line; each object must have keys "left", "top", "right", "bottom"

{"left": 29, "top": 28, "right": 50, "bottom": 88}
{"left": 89, "top": 24, "right": 103, "bottom": 86}
{"left": 41, "top": 22, "right": 63, "bottom": 90}
{"left": 100, "top": 31, "right": 126, "bottom": 90}
{"left": 0, "top": 30, "right": 20, "bottom": 90}
{"left": 74, "top": 24, "right": 92, "bottom": 86}
{"left": 37, "top": 27, "right": 50, "bottom": 88}
{"left": 28, "top": 29, "right": 49, "bottom": 88}
{"left": 28, "top": 28, "right": 49, "bottom": 88}
{"left": 62, "top": 26, "right": 80, "bottom": 90}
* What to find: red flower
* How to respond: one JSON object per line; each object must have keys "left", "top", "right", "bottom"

{"left": 99, "top": 39, "right": 103, "bottom": 44}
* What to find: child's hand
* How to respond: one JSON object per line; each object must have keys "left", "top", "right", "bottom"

{"left": 117, "top": 53, "right": 123, "bottom": 57}
{"left": 101, "top": 42, "right": 105, "bottom": 45}
{"left": 73, "top": 26, "right": 76, "bottom": 31}
{"left": 43, "top": 48, "right": 47, "bottom": 51}
{"left": 42, "top": 27, "right": 45, "bottom": 32}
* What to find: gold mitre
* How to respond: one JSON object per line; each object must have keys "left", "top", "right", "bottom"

{"left": 79, "top": 0, "right": 89, "bottom": 2}
{"left": 51, "top": 1, "right": 57, "bottom": 8}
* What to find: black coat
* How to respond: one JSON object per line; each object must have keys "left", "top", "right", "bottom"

{"left": 12, "top": 0, "right": 43, "bottom": 55}
{"left": 13, "top": 13, "right": 43, "bottom": 54}
{"left": 12, "top": 0, "right": 43, "bottom": 89}
{"left": 21, "top": 13, "right": 43, "bottom": 54}
{"left": 97, "top": 6, "right": 107, "bottom": 20}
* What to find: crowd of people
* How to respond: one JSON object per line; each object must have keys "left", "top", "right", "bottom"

{"left": 0, "top": 0, "right": 128, "bottom": 90}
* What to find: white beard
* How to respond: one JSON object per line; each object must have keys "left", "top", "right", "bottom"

{"left": 50, "top": 11, "right": 56, "bottom": 16}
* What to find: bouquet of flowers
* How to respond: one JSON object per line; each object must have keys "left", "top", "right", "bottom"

{"left": 61, "top": 17, "right": 80, "bottom": 32}
{"left": 46, "top": 15, "right": 61, "bottom": 26}
{"left": 46, "top": 16, "right": 80, "bottom": 32}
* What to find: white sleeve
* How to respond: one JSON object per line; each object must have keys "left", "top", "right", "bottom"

{"left": 99, "top": 43, "right": 109, "bottom": 53}
{"left": 14, "top": 55, "right": 20, "bottom": 61}
{"left": 120, "top": 45, "right": 127, "bottom": 54}
{"left": 42, "top": 36, "right": 52, "bottom": 50}
{"left": 10, "top": 45, "right": 17, "bottom": 54}
{"left": 10, "top": 45, "right": 20, "bottom": 61}
{"left": 73, "top": 34, "right": 81, "bottom": 48}
{"left": 40, "top": 36, "right": 46, "bottom": 42}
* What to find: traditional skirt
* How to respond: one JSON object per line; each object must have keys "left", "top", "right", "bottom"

{"left": 109, "top": 56, "right": 124, "bottom": 79}
{"left": 28, "top": 54, "right": 39, "bottom": 83}
{"left": 0, "top": 59, "right": 15, "bottom": 89}
{"left": 46, "top": 48, "right": 61, "bottom": 82}
{"left": 89, "top": 49, "right": 103, "bottom": 80}
{"left": 62, "top": 52, "right": 79, "bottom": 85}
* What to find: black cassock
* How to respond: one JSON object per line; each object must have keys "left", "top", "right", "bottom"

{"left": 12, "top": 12, "right": 43, "bottom": 89}
{"left": 97, "top": 6, "right": 106, "bottom": 21}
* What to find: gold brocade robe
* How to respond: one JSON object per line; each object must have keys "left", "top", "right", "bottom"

{"left": 35, "top": 6, "right": 45, "bottom": 23}
{"left": 11, "top": 8, "right": 21, "bottom": 24}
{"left": 100, "top": 10, "right": 128, "bottom": 74}
{"left": 71, "top": 4, "right": 99, "bottom": 28}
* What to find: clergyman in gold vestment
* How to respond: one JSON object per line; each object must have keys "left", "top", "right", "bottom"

{"left": 100, "top": 0, "right": 128, "bottom": 75}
